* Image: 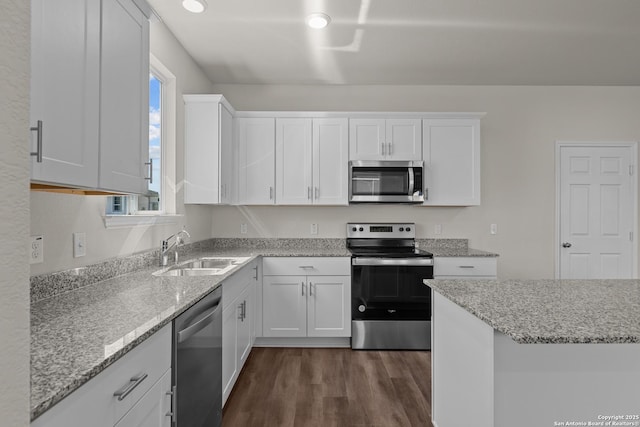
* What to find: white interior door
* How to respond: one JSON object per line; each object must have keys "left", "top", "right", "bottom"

{"left": 558, "top": 143, "right": 637, "bottom": 279}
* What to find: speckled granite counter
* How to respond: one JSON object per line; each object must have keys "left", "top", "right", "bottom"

{"left": 415, "top": 238, "right": 498, "bottom": 257}
{"left": 425, "top": 278, "right": 640, "bottom": 344}
{"left": 31, "top": 240, "right": 350, "bottom": 421}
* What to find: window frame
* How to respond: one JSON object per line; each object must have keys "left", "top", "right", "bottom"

{"left": 104, "top": 54, "right": 180, "bottom": 228}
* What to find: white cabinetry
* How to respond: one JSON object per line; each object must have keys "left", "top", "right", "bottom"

{"left": 30, "top": 0, "right": 150, "bottom": 193}
{"left": 349, "top": 118, "right": 421, "bottom": 160}
{"left": 434, "top": 257, "right": 497, "bottom": 279}
{"left": 222, "top": 260, "right": 259, "bottom": 406}
{"left": 31, "top": 325, "right": 171, "bottom": 427}
{"left": 184, "top": 95, "right": 235, "bottom": 204}
{"left": 276, "top": 118, "right": 349, "bottom": 205}
{"left": 262, "top": 257, "right": 351, "bottom": 338}
{"left": 237, "top": 118, "right": 276, "bottom": 204}
{"left": 422, "top": 119, "right": 481, "bottom": 206}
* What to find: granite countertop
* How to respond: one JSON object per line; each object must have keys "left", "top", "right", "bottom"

{"left": 426, "top": 247, "right": 498, "bottom": 257}
{"left": 31, "top": 244, "right": 350, "bottom": 421}
{"left": 426, "top": 278, "right": 640, "bottom": 344}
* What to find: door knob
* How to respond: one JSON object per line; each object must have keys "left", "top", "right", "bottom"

{"left": 562, "top": 242, "right": 572, "bottom": 248}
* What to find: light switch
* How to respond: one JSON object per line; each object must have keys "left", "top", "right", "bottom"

{"left": 73, "top": 232, "right": 86, "bottom": 257}
{"left": 490, "top": 224, "right": 498, "bottom": 235}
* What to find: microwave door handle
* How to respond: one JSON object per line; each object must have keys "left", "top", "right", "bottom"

{"left": 408, "top": 167, "right": 415, "bottom": 195}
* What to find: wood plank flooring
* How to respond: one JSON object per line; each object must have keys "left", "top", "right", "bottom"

{"left": 223, "top": 348, "right": 433, "bottom": 427}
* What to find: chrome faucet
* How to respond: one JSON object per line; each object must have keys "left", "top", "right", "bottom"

{"left": 160, "top": 228, "right": 191, "bottom": 266}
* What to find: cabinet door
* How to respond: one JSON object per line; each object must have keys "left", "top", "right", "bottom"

{"left": 113, "top": 369, "right": 172, "bottom": 427}
{"left": 220, "top": 103, "right": 234, "bottom": 204}
{"left": 349, "top": 119, "right": 385, "bottom": 160}
{"left": 184, "top": 97, "right": 220, "bottom": 204}
{"left": 275, "top": 118, "right": 312, "bottom": 205}
{"left": 387, "top": 119, "right": 422, "bottom": 160}
{"left": 99, "top": 0, "right": 149, "bottom": 193}
{"left": 423, "top": 119, "right": 481, "bottom": 206}
{"left": 222, "top": 304, "right": 239, "bottom": 405}
{"left": 313, "top": 118, "right": 349, "bottom": 205}
{"left": 237, "top": 118, "right": 276, "bottom": 204}
{"left": 30, "top": 0, "right": 100, "bottom": 188}
{"left": 307, "top": 276, "right": 351, "bottom": 337}
{"left": 237, "top": 283, "right": 254, "bottom": 366}
{"left": 262, "top": 276, "right": 307, "bottom": 337}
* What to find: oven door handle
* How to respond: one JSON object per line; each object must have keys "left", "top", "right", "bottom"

{"left": 352, "top": 257, "right": 434, "bottom": 266}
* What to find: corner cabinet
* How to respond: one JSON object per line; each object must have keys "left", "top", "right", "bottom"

{"left": 31, "top": 325, "right": 172, "bottom": 427}
{"left": 262, "top": 257, "right": 351, "bottom": 338}
{"left": 236, "top": 118, "right": 276, "bottom": 205}
{"left": 222, "top": 259, "right": 259, "bottom": 406}
{"left": 275, "top": 118, "right": 349, "bottom": 205}
{"left": 184, "top": 95, "right": 235, "bottom": 204}
{"left": 30, "top": 0, "right": 151, "bottom": 193}
{"left": 422, "top": 119, "right": 481, "bottom": 206}
{"left": 349, "top": 118, "right": 422, "bottom": 161}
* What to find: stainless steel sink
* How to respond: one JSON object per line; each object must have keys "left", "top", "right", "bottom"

{"left": 153, "top": 256, "right": 250, "bottom": 277}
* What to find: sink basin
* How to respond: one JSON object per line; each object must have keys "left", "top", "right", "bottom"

{"left": 153, "top": 256, "right": 250, "bottom": 277}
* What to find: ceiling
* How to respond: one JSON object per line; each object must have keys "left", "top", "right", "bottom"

{"left": 148, "top": 0, "right": 640, "bottom": 86}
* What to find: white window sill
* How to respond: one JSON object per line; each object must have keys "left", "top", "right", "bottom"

{"left": 104, "top": 214, "right": 183, "bottom": 229}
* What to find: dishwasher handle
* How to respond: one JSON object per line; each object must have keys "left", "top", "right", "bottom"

{"left": 177, "top": 302, "right": 220, "bottom": 343}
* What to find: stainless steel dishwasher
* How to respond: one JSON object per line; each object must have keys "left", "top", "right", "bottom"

{"left": 171, "top": 286, "right": 222, "bottom": 427}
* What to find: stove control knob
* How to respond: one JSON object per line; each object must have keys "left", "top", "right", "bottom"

{"left": 399, "top": 227, "right": 404, "bottom": 231}
{"left": 406, "top": 227, "right": 411, "bottom": 232}
{"left": 359, "top": 227, "right": 364, "bottom": 232}
{"left": 351, "top": 227, "right": 357, "bottom": 232}
{"left": 358, "top": 305, "right": 366, "bottom": 313}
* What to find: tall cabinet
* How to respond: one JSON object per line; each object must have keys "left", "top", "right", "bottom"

{"left": 30, "top": 0, "right": 151, "bottom": 193}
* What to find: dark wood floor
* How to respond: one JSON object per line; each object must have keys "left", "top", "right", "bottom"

{"left": 222, "top": 348, "right": 433, "bottom": 427}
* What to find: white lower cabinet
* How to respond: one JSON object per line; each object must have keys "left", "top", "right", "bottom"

{"left": 31, "top": 324, "right": 171, "bottom": 427}
{"left": 262, "top": 257, "right": 351, "bottom": 338}
{"left": 222, "top": 259, "right": 259, "bottom": 406}
{"left": 434, "top": 257, "right": 497, "bottom": 279}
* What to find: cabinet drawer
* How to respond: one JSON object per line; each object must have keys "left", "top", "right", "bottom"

{"left": 262, "top": 257, "right": 350, "bottom": 276}
{"left": 434, "top": 257, "right": 497, "bottom": 277}
{"left": 32, "top": 324, "right": 171, "bottom": 427}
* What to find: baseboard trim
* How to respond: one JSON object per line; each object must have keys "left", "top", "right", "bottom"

{"left": 253, "top": 337, "right": 351, "bottom": 348}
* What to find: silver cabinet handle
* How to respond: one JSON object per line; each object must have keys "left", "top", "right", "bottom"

{"left": 314, "top": 187, "right": 319, "bottom": 199}
{"left": 388, "top": 142, "right": 392, "bottom": 156}
{"left": 309, "top": 282, "right": 313, "bottom": 296}
{"left": 30, "top": 120, "right": 43, "bottom": 163}
{"left": 301, "top": 281, "right": 305, "bottom": 296}
{"left": 308, "top": 187, "right": 312, "bottom": 200}
{"left": 269, "top": 186, "right": 274, "bottom": 200}
{"left": 114, "top": 373, "right": 148, "bottom": 401}
{"left": 381, "top": 142, "right": 385, "bottom": 155}
{"left": 425, "top": 188, "right": 429, "bottom": 201}
{"left": 165, "top": 385, "right": 176, "bottom": 420}
{"left": 145, "top": 158, "right": 153, "bottom": 184}
{"left": 238, "top": 301, "right": 244, "bottom": 321}
{"left": 458, "top": 266, "right": 475, "bottom": 269}
{"left": 253, "top": 266, "right": 258, "bottom": 281}
{"left": 298, "top": 265, "right": 314, "bottom": 269}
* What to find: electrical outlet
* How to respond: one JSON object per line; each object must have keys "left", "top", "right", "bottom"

{"left": 240, "top": 223, "right": 247, "bottom": 234}
{"left": 490, "top": 224, "right": 498, "bottom": 235}
{"left": 30, "top": 235, "right": 44, "bottom": 264}
{"left": 434, "top": 224, "right": 442, "bottom": 235}
{"left": 310, "top": 223, "right": 318, "bottom": 235}
{"left": 73, "top": 232, "right": 86, "bottom": 257}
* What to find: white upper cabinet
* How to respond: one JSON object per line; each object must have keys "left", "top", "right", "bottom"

{"left": 30, "top": 0, "right": 101, "bottom": 188}
{"left": 275, "top": 118, "right": 348, "bottom": 205}
{"left": 184, "top": 95, "right": 235, "bottom": 204}
{"left": 422, "top": 119, "right": 481, "bottom": 206}
{"left": 98, "top": 0, "right": 150, "bottom": 193}
{"left": 237, "top": 117, "right": 276, "bottom": 205}
{"left": 349, "top": 118, "right": 421, "bottom": 160}
{"left": 30, "top": 0, "right": 151, "bottom": 193}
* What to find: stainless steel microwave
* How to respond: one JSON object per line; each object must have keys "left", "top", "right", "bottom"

{"left": 349, "top": 160, "right": 425, "bottom": 204}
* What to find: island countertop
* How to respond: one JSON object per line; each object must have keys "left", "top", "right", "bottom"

{"left": 424, "top": 278, "right": 640, "bottom": 344}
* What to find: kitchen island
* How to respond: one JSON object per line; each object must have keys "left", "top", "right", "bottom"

{"left": 424, "top": 279, "right": 640, "bottom": 427}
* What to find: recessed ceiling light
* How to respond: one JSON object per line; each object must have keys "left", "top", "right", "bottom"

{"left": 182, "top": 0, "right": 207, "bottom": 13}
{"left": 306, "top": 13, "right": 331, "bottom": 29}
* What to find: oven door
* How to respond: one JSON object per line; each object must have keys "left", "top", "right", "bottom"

{"left": 351, "top": 257, "right": 433, "bottom": 321}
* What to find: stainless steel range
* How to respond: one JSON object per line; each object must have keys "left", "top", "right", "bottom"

{"left": 348, "top": 222, "right": 433, "bottom": 350}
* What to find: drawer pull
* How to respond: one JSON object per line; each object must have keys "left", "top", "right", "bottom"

{"left": 298, "top": 265, "right": 315, "bottom": 269}
{"left": 114, "top": 373, "right": 148, "bottom": 401}
{"left": 458, "top": 265, "right": 475, "bottom": 269}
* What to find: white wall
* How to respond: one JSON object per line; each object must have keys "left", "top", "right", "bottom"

{"left": 210, "top": 84, "right": 640, "bottom": 279}
{"left": 30, "top": 19, "right": 215, "bottom": 275}
{"left": 0, "top": 0, "right": 30, "bottom": 425}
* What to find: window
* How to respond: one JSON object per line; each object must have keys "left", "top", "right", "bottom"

{"left": 105, "top": 55, "right": 178, "bottom": 227}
